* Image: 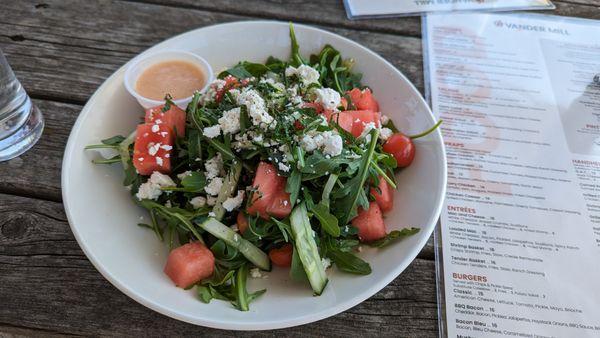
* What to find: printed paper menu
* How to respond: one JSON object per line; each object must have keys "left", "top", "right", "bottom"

{"left": 344, "top": 0, "right": 554, "bottom": 19}
{"left": 424, "top": 13, "right": 600, "bottom": 337}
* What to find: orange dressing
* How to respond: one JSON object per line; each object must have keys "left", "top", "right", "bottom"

{"left": 135, "top": 60, "right": 205, "bottom": 100}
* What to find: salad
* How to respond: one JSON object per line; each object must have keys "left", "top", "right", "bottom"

{"left": 86, "top": 24, "right": 440, "bottom": 311}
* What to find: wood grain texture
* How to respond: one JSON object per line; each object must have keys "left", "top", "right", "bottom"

{"left": 0, "top": 193, "right": 438, "bottom": 337}
{"left": 0, "top": 0, "right": 423, "bottom": 105}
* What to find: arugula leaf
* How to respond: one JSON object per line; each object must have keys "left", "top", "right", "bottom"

{"left": 101, "top": 135, "right": 125, "bottom": 146}
{"left": 327, "top": 248, "right": 371, "bottom": 275}
{"left": 323, "top": 237, "right": 371, "bottom": 275}
{"left": 285, "top": 169, "right": 302, "bottom": 207}
{"left": 289, "top": 22, "right": 306, "bottom": 67}
{"left": 270, "top": 217, "right": 291, "bottom": 242}
{"left": 368, "top": 228, "right": 420, "bottom": 248}
{"left": 231, "top": 264, "right": 266, "bottom": 311}
{"left": 311, "top": 202, "right": 340, "bottom": 237}
{"left": 334, "top": 129, "right": 379, "bottom": 224}
{"left": 181, "top": 172, "right": 206, "bottom": 192}
{"left": 290, "top": 246, "right": 309, "bottom": 283}
{"left": 219, "top": 62, "right": 269, "bottom": 79}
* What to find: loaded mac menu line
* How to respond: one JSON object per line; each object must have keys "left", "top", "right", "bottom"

{"left": 424, "top": 13, "right": 600, "bottom": 337}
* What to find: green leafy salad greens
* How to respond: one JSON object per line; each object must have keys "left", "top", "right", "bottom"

{"left": 86, "top": 23, "right": 419, "bottom": 311}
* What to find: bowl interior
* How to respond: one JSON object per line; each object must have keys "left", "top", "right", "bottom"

{"left": 62, "top": 21, "right": 446, "bottom": 330}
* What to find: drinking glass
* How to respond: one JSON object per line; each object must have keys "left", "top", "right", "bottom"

{"left": 0, "top": 49, "right": 44, "bottom": 161}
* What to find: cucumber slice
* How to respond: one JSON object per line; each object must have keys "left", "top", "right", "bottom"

{"left": 199, "top": 217, "right": 271, "bottom": 271}
{"left": 290, "top": 202, "right": 328, "bottom": 295}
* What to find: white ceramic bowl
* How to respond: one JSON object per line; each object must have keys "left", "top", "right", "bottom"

{"left": 123, "top": 50, "right": 214, "bottom": 109}
{"left": 62, "top": 21, "right": 446, "bottom": 330}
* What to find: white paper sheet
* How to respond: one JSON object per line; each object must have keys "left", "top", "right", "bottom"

{"left": 344, "top": 0, "right": 554, "bottom": 19}
{"left": 424, "top": 13, "right": 600, "bottom": 337}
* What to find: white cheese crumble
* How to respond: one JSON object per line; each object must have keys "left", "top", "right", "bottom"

{"left": 260, "top": 77, "right": 285, "bottom": 91}
{"left": 135, "top": 172, "right": 175, "bottom": 201}
{"left": 278, "top": 162, "right": 291, "bottom": 172}
{"left": 151, "top": 124, "right": 160, "bottom": 133}
{"left": 250, "top": 268, "right": 263, "bottom": 278}
{"left": 236, "top": 88, "right": 274, "bottom": 126}
{"left": 285, "top": 65, "right": 320, "bottom": 85}
{"left": 301, "top": 131, "right": 343, "bottom": 157}
{"left": 177, "top": 171, "right": 192, "bottom": 180}
{"left": 322, "top": 133, "right": 343, "bottom": 157}
{"left": 359, "top": 122, "right": 377, "bottom": 140}
{"left": 222, "top": 190, "right": 245, "bottom": 212}
{"left": 147, "top": 142, "right": 161, "bottom": 156}
{"left": 380, "top": 127, "right": 393, "bottom": 141}
{"left": 321, "top": 257, "right": 332, "bottom": 270}
{"left": 190, "top": 196, "right": 206, "bottom": 209}
{"left": 218, "top": 107, "right": 241, "bottom": 134}
{"left": 155, "top": 157, "right": 164, "bottom": 166}
{"left": 201, "top": 79, "right": 226, "bottom": 103}
{"left": 205, "top": 153, "right": 223, "bottom": 179}
{"left": 381, "top": 114, "right": 390, "bottom": 124}
{"left": 314, "top": 88, "right": 341, "bottom": 110}
{"left": 206, "top": 196, "right": 217, "bottom": 206}
{"left": 202, "top": 124, "right": 221, "bottom": 138}
{"left": 204, "top": 177, "right": 223, "bottom": 196}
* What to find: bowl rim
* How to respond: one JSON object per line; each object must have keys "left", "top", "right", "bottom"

{"left": 61, "top": 20, "right": 447, "bottom": 330}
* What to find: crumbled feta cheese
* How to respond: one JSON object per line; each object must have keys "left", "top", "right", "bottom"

{"left": 285, "top": 65, "right": 320, "bottom": 85}
{"left": 321, "top": 257, "right": 332, "bottom": 269}
{"left": 147, "top": 142, "right": 160, "bottom": 156}
{"left": 278, "top": 162, "right": 291, "bottom": 172}
{"left": 380, "top": 127, "right": 393, "bottom": 141}
{"left": 381, "top": 114, "right": 390, "bottom": 125}
{"left": 359, "top": 122, "right": 377, "bottom": 140}
{"left": 204, "top": 177, "right": 223, "bottom": 196}
{"left": 206, "top": 196, "right": 217, "bottom": 206}
{"left": 222, "top": 190, "right": 245, "bottom": 211}
{"left": 300, "top": 132, "right": 320, "bottom": 152}
{"left": 322, "top": 133, "right": 343, "bottom": 157}
{"left": 202, "top": 124, "right": 221, "bottom": 138}
{"left": 156, "top": 157, "right": 163, "bottom": 166}
{"left": 151, "top": 124, "right": 160, "bottom": 133}
{"left": 301, "top": 130, "right": 343, "bottom": 157}
{"left": 260, "top": 77, "right": 285, "bottom": 91}
{"left": 190, "top": 196, "right": 206, "bottom": 209}
{"left": 135, "top": 172, "right": 175, "bottom": 201}
{"left": 250, "top": 268, "right": 263, "bottom": 278}
{"left": 160, "top": 144, "right": 172, "bottom": 151}
{"left": 218, "top": 107, "right": 241, "bottom": 134}
{"left": 201, "top": 79, "right": 226, "bottom": 103}
{"left": 314, "top": 88, "right": 341, "bottom": 110}
{"left": 204, "top": 153, "right": 223, "bottom": 179}
{"left": 177, "top": 171, "right": 192, "bottom": 180}
{"left": 155, "top": 119, "right": 163, "bottom": 125}
{"left": 208, "top": 211, "right": 216, "bottom": 217}
{"left": 236, "top": 88, "right": 274, "bottom": 126}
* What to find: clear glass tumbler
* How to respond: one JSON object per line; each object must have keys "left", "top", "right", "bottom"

{"left": 0, "top": 49, "right": 44, "bottom": 161}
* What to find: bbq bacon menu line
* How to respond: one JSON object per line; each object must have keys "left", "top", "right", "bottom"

{"left": 424, "top": 13, "right": 600, "bottom": 337}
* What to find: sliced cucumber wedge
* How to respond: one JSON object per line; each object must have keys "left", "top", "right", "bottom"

{"left": 290, "top": 202, "right": 328, "bottom": 295}
{"left": 199, "top": 217, "right": 271, "bottom": 271}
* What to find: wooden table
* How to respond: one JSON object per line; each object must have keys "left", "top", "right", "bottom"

{"left": 0, "top": 1, "right": 596, "bottom": 336}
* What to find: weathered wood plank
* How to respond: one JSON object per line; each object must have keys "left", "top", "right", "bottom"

{"left": 130, "top": 0, "right": 422, "bottom": 36}
{"left": 0, "top": 99, "right": 78, "bottom": 202}
{"left": 0, "top": 0, "right": 423, "bottom": 105}
{"left": 0, "top": 193, "right": 438, "bottom": 336}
